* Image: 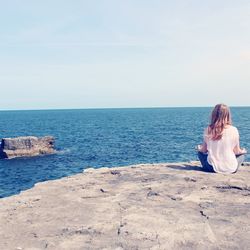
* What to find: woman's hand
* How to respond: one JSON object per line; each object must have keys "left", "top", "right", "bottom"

{"left": 196, "top": 143, "right": 208, "bottom": 153}
{"left": 240, "top": 148, "right": 247, "bottom": 154}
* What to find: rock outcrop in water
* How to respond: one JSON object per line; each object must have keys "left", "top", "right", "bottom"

{"left": 0, "top": 161, "right": 250, "bottom": 249}
{"left": 0, "top": 136, "right": 55, "bottom": 159}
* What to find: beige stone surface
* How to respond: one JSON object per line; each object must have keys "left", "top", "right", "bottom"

{"left": 1, "top": 162, "right": 250, "bottom": 249}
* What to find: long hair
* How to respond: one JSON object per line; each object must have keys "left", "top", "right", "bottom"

{"left": 207, "top": 104, "right": 232, "bottom": 140}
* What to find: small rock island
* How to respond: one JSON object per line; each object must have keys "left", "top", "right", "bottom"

{"left": 0, "top": 136, "right": 56, "bottom": 159}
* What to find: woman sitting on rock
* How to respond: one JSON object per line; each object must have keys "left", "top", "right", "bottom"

{"left": 197, "top": 104, "right": 247, "bottom": 173}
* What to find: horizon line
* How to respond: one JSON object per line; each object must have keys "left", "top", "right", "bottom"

{"left": 0, "top": 105, "right": 250, "bottom": 112}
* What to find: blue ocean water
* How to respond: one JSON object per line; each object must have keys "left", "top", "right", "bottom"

{"left": 0, "top": 107, "right": 249, "bottom": 198}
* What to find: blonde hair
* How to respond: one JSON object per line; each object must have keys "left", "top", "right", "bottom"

{"left": 207, "top": 104, "right": 232, "bottom": 140}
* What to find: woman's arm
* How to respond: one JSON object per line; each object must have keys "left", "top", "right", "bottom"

{"left": 234, "top": 144, "right": 247, "bottom": 155}
{"left": 196, "top": 127, "right": 208, "bottom": 153}
{"left": 233, "top": 129, "right": 247, "bottom": 155}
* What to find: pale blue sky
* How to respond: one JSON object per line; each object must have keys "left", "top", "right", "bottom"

{"left": 0, "top": 0, "right": 250, "bottom": 110}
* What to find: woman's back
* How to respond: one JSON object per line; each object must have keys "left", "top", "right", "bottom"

{"left": 205, "top": 125, "right": 239, "bottom": 173}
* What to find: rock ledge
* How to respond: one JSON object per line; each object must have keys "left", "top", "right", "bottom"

{"left": 0, "top": 161, "right": 250, "bottom": 249}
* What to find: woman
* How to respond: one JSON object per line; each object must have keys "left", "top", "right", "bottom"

{"left": 197, "top": 104, "right": 247, "bottom": 173}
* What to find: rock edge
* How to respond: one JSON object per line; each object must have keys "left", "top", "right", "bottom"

{"left": 1, "top": 161, "right": 250, "bottom": 249}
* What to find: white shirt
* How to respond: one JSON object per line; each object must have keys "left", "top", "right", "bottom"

{"left": 204, "top": 125, "right": 239, "bottom": 173}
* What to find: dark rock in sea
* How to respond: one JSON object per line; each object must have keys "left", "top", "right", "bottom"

{"left": 0, "top": 136, "right": 56, "bottom": 159}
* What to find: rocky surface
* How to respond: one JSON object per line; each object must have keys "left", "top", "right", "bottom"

{"left": 0, "top": 136, "right": 55, "bottom": 159}
{"left": 0, "top": 161, "right": 250, "bottom": 249}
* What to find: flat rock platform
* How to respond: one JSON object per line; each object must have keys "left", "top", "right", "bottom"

{"left": 1, "top": 162, "right": 250, "bottom": 250}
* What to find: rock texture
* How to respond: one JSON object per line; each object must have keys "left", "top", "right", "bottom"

{"left": 0, "top": 162, "right": 250, "bottom": 249}
{"left": 0, "top": 136, "right": 55, "bottom": 159}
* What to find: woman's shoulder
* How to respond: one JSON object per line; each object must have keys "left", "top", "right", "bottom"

{"left": 203, "top": 126, "right": 210, "bottom": 137}
{"left": 226, "top": 125, "right": 239, "bottom": 134}
{"left": 204, "top": 126, "right": 209, "bottom": 133}
{"left": 227, "top": 125, "right": 238, "bottom": 130}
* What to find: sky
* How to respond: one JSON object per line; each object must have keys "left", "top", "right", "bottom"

{"left": 0, "top": 0, "right": 250, "bottom": 110}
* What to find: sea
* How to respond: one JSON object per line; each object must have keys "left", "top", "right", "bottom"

{"left": 0, "top": 107, "right": 249, "bottom": 198}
